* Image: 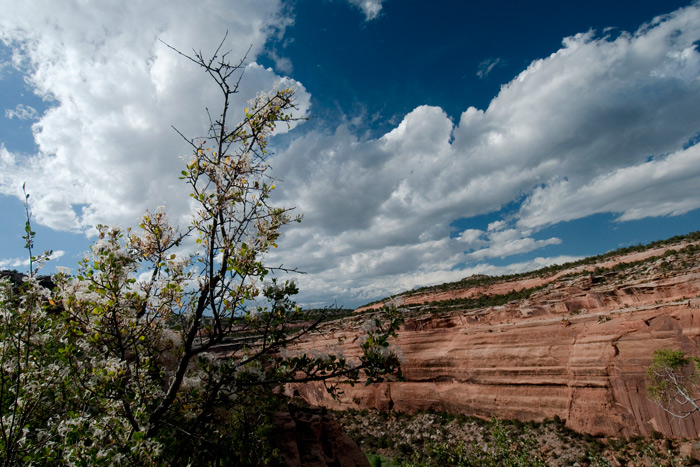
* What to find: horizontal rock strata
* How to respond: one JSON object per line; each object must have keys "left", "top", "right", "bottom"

{"left": 289, "top": 243, "right": 700, "bottom": 437}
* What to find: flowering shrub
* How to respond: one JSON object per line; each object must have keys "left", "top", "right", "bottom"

{"left": 0, "top": 44, "right": 402, "bottom": 465}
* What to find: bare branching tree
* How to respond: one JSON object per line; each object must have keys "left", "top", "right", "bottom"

{"left": 647, "top": 348, "right": 700, "bottom": 419}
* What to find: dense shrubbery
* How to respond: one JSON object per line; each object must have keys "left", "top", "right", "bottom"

{"left": 424, "top": 286, "right": 546, "bottom": 313}
{"left": 337, "top": 409, "right": 693, "bottom": 466}
{"left": 0, "top": 45, "right": 402, "bottom": 465}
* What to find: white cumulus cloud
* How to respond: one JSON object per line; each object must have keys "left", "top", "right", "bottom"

{"left": 3, "top": 1, "right": 700, "bottom": 308}
{"left": 5, "top": 104, "right": 37, "bottom": 120}
{"left": 265, "top": 3, "right": 700, "bottom": 306}
{"left": 0, "top": 0, "right": 309, "bottom": 233}
{"left": 0, "top": 250, "right": 64, "bottom": 269}
{"left": 346, "top": 0, "right": 385, "bottom": 20}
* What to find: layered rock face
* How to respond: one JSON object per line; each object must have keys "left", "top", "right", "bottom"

{"left": 289, "top": 242, "right": 700, "bottom": 438}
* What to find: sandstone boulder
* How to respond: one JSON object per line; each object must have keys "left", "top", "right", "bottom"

{"left": 273, "top": 405, "right": 369, "bottom": 467}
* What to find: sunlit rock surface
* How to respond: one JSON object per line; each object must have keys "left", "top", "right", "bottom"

{"left": 289, "top": 241, "right": 700, "bottom": 438}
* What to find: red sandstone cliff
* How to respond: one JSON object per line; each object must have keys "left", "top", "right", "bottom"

{"left": 288, "top": 239, "right": 700, "bottom": 438}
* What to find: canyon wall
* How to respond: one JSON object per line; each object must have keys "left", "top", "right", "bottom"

{"left": 289, "top": 244, "right": 700, "bottom": 438}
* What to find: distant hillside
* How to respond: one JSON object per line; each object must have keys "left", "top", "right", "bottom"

{"left": 355, "top": 230, "right": 700, "bottom": 313}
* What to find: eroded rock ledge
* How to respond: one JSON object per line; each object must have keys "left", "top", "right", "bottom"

{"left": 289, "top": 241, "right": 700, "bottom": 438}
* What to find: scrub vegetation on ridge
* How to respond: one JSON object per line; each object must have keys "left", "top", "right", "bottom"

{"left": 359, "top": 230, "right": 700, "bottom": 314}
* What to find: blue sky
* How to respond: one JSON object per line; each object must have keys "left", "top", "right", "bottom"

{"left": 1, "top": 0, "right": 700, "bottom": 308}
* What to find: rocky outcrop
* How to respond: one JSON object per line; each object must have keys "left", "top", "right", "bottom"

{"left": 0, "top": 270, "right": 55, "bottom": 290}
{"left": 273, "top": 405, "right": 369, "bottom": 467}
{"left": 289, "top": 241, "right": 700, "bottom": 438}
